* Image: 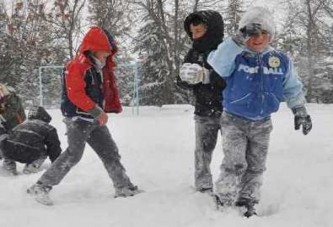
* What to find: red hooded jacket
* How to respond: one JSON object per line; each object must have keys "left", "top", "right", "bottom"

{"left": 63, "top": 26, "right": 122, "bottom": 115}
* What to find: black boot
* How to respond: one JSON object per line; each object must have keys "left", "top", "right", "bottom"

{"left": 198, "top": 187, "right": 213, "bottom": 195}
{"left": 235, "top": 198, "right": 257, "bottom": 217}
{"left": 213, "top": 194, "right": 225, "bottom": 210}
{"left": 243, "top": 205, "right": 257, "bottom": 218}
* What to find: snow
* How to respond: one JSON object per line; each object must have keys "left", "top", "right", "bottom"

{"left": 1, "top": 103, "right": 333, "bottom": 227}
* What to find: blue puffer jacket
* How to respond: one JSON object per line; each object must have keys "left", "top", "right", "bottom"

{"left": 208, "top": 38, "right": 306, "bottom": 121}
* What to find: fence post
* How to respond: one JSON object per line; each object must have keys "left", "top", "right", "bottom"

{"left": 38, "top": 65, "right": 64, "bottom": 107}
{"left": 132, "top": 62, "right": 139, "bottom": 116}
{"left": 38, "top": 66, "right": 43, "bottom": 106}
{"left": 118, "top": 62, "right": 140, "bottom": 116}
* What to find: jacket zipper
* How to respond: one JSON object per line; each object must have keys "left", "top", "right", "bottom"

{"left": 257, "top": 53, "right": 264, "bottom": 115}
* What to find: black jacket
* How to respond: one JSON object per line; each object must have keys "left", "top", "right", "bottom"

{"left": 177, "top": 10, "right": 226, "bottom": 117}
{"left": 1, "top": 107, "right": 61, "bottom": 164}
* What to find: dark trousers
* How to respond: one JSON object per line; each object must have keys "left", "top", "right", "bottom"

{"left": 38, "top": 118, "right": 134, "bottom": 190}
{"left": 194, "top": 114, "right": 221, "bottom": 190}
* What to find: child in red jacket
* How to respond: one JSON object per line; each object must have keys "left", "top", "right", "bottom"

{"left": 27, "top": 26, "right": 141, "bottom": 205}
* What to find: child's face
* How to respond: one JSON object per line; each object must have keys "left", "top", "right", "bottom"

{"left": 93, "top": 50, "right": 111, "bottom": 64}
{"left": 245, "top": 30, "right": 270, "bottom": 52}
{"left": 190, "top": 23, "right": 207, "bottom": 40}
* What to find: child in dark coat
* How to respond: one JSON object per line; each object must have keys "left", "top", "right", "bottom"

{"left": 0, "top": 106, "right": 61, "bottom": 175}
{"left": 177, "top": 10, "right": 225, "bottom": 193}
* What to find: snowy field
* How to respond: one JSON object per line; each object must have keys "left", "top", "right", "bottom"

{"left": 0, "top": 103, "right": 332, "bottom": 227}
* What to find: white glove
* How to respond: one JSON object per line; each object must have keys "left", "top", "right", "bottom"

{"left": 179, "top": 63, "right": 210, "bottom": 84}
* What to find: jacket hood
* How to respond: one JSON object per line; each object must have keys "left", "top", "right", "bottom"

{"left": 78, "top": 26, "right": 118, "bottom": 57}
{"left": 184, "top": 10, "right": 224, "bottom": 52}
{"left": 28, "top": 106, "right": 52, "bottom": 123}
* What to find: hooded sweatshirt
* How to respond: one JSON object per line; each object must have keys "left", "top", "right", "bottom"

{"left": 177, "top": 10, "right": 226, "bottom": 117}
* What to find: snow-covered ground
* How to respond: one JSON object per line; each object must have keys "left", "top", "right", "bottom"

{"left": 0, "top": 104, "right": 332, "bottom": 227}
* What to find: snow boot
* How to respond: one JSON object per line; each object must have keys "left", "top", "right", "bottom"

{"left": 243, "top": 205, "right": 257, "bottom": 218}
{"left": 2, "top": 167, "right": 18, "bottom": 176}
{"left": 235, "top": 197, "right": 257, "bottom": 217}
{"left": 23, "top": 164, "right": 39, "bottom": 174}
{"left": 198, "top": 187, "right": 213, "bottom": 196}
{"left": 213, "top": 194, "right": 225, "bottom": 210}
{"left": 114, "top": 185, "right": 142, "bottom": 198}
{"left": 23, "top": 165, "right": 38, "bottom": 174}
{"left": 2, "top": 159, "right": 18, "bottom": 176}
{"left": 23, "top": 156, "right": 47, "bottom": 174}
{"left": 27, "top": 183, "right": 53, "bottom": 206}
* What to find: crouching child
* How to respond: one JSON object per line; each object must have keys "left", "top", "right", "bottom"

{"left": 0, "top": 106, "right": 61, "bottom": 175}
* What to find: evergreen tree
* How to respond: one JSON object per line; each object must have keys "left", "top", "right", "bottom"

{"left": 134, "top": 19, "right": 168, "bottom": 106}
{"left": 131, "top": 0, "right": 197, "bottom": 106}
{"left": 224, "top": 0, "right": 244, "bottom": 37}
{"left": 277, "top": 0, "right": 333, "bottom": 103}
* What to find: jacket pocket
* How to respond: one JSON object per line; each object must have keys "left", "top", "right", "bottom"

{"left": 230, "top": 93, "right": 253, "bottom": 105}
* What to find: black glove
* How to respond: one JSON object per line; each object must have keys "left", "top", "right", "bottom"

{"left": 232, "top": 23, "right": 262, "bottom": 46}
{"left": 292, "top": 106, "right": 312, "bottom": 135}
{"left": 239, "top": 23, "right": 262, "bottom": 40}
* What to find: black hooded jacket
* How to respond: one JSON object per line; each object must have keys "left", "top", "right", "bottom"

{"left": 177, "top": 10, "right": 226, "bottom": 117}
{"left": 1, "top": 106, "right": 61, "bottom": 164}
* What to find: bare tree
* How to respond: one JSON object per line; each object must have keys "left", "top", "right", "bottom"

{"left": 0, "top": 0, "right": 68, "bottom": 105}
{"left": 298, "top": 0, "right": 328, "bottom": 99}
{"left": 279, "top": 0, "right": 333, "bottom": 102}
{"left": 45, "top": 0, "right": 87, "bottom": 58}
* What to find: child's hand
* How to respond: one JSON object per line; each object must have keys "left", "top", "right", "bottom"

{"left": 179, "top": 63, "right": 209, "bottom": 84}
{"left": 89, "top": 105, "right": 108, "bottom": 125}
{"left": 97, "top": 112, "right": 108, "bottom": 125}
